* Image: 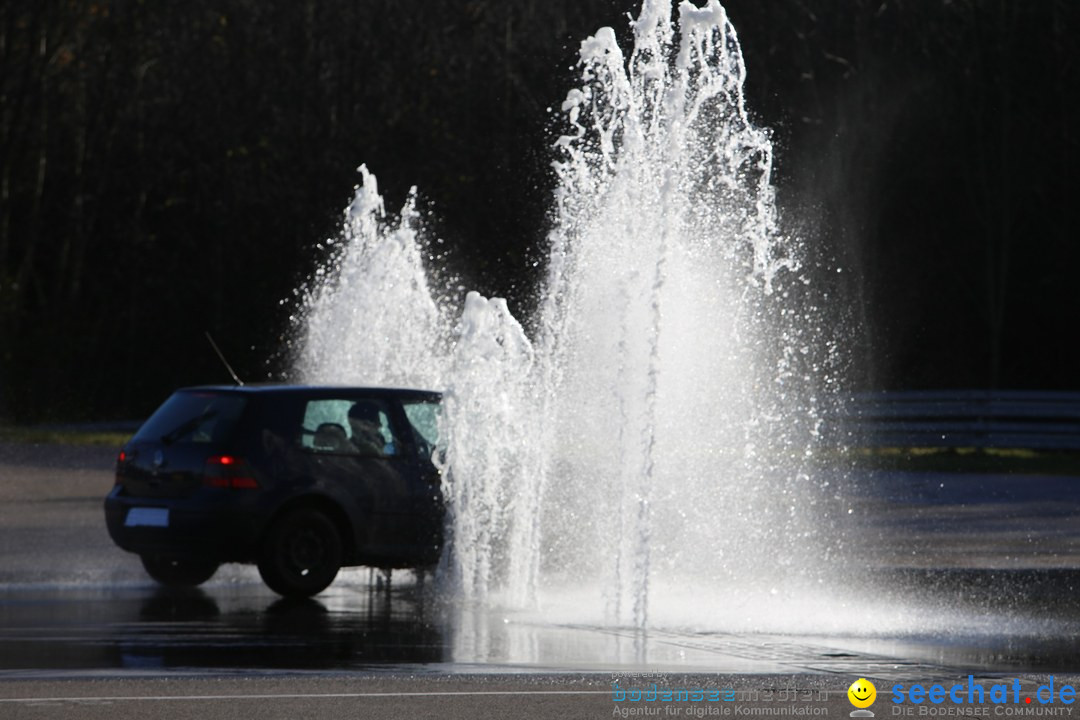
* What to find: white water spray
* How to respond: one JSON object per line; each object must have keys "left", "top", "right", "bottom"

{"left": 296, "top": 0, "right": 832, "bottom": 631}
{"left": 525, "top": 0, "right": 827, "bottom": 629}
{"left": 298, "top": 164, "right": 449, "bottom": 390}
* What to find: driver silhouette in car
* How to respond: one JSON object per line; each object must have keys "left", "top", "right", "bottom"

{"left": 347, "top": 401, "right": 396, "bottom": 456}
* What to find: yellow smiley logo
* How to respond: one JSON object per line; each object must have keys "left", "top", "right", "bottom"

{"left": 848, "top": 678, "right": 877, "bottom": 709}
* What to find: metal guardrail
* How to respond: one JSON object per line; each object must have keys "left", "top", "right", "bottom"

{"left": 825, "top": 390, "right": 1080, "bottom": 452}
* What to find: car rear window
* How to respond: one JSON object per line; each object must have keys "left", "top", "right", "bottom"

{"left": 133, "top": 391, "right": 247, "bottom": 445}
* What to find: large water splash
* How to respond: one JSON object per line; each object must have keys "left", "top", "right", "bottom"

{"left": 296, "top": 0, "right": 833, "bottom": 631}
{"left": 529, "top": 0, "right": 827, "bottom": 628}
{"left": 298, "top": 165, "right": 450, "bottom": 390}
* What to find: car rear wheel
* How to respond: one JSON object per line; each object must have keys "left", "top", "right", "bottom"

{"left": 140, "top": 554, "right": 220, "bottom": 587}
{"left": 258, "top": 508, "right": 342, "bottom": 598}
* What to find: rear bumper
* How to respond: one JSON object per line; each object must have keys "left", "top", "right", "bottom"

{"left": 104, "top": 487, "right": 263, "bottom": 562}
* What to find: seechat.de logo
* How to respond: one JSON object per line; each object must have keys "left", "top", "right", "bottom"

{"left": 891, "top": 676, "right": 1077, "bottom": 712}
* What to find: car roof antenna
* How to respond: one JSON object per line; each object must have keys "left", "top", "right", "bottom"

{"left": 205, "top": 331, "right": 245, "bottom": 386}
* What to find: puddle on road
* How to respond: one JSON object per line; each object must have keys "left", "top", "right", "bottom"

{"left": 1, "top": 569, "right": 1079, "bottom": 677}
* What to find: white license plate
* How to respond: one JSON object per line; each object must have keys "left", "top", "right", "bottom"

{"left": 125, "top": 508, "right": 170, "bottom": 528}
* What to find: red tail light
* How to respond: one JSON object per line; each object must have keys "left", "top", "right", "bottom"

{"left": 203, "top": 455, "right": 259, "bottom": 490}
{"left": 115, "top": 450, "right": 127, "bottom": 486}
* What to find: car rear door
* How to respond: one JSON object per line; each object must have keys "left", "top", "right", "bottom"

{"left": 297, "top": 395, "right": 415, "bottom": 556}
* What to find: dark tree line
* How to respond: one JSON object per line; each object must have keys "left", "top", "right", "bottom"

{"left": 1, "top": 0, "right": 1077, "bottom": 422}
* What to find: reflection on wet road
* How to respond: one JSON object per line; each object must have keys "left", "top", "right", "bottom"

{"left": 2, "top": 568, "right": 1080, "bottom": 677}
{"left": 0, "top": 578, "right": 444, "bottom": 673}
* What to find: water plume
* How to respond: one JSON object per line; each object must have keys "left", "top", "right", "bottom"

{"left": 298, "top": 164, "right": 449, "bottom": 390}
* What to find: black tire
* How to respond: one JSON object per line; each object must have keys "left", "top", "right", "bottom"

{"left": 257, "top": 508, "right": 342, "bottom": 598}
{"left": 140, "top": 554, "right": 219, "bottom": 587}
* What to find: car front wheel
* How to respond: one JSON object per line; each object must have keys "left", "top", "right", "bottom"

{"left": 140, "top": 554, "right": 219, "bottom": 587}
{"left": 257, "top": 508, "right": 342, "bottom": 598}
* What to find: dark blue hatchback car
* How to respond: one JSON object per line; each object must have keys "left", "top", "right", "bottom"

{"left": 104, "top": 385, "right": 444, "bottom": 597}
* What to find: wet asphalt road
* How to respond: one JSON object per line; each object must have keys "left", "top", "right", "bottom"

{"left": 3, "top": 442, "right": 1080, "bottom": 718}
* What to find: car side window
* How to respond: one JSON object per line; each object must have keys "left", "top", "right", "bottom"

{"left": 300, "top": 399, "right": 400, "bottom": 457}
{"left": 402, "top": 400, "right": 441, "bottom": 462}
